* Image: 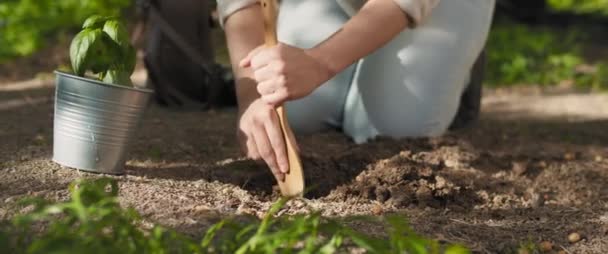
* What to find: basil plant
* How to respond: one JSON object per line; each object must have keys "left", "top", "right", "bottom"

{"left": 69, "top": 16, "right": 136, "bottom": 86}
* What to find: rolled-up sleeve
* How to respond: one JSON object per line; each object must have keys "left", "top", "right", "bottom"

{"left": 217, "top": 0, "right": 258, "bottom": 27}
{"left": 392, "top": 0, "right": 440, "bottom": 27}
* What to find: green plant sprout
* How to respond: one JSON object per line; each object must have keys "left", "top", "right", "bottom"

{"left": 0, "top": 178, "right": 470, "bottom": 254}
{"left": 70, "top": 15, "right": 136, "bottom": 86}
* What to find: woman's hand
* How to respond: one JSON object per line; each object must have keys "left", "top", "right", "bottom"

{"left": 237, "top": 97, "right": 289, "bottom": 181}
{"left": 239, "top": 43, "right": 334, "bottom": 106}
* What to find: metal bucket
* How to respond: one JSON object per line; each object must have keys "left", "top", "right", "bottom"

{"left": 53, "top": 71, "right": 153, "bottom": 174}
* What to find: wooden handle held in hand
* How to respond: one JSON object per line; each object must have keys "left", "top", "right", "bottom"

{"left": 260, "top": 0, "right": 305, "bottom": 197}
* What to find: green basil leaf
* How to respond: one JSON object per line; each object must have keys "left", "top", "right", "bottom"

{"left": 102, "top": 19, "right": 136, "bottom": 74}
{"left": 88, "top": 32, "right": 121, "bottom": 74}
{"left": 71, "top": 16, "right": 135, "bottom": 83}
{"left": 102, "top": 69, "right": 132, "bottom": 86}
{"left": 102, "top": 19, "right": 129, "bottom": 50}
{"left": 69, "top": 28, "right": 101, "bottom": 76}
{"left": 82, "top": 15, "right": 113, "bottom": 29}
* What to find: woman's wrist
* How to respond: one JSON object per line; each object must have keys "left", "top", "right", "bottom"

{"left": 305, "top": 46, "right": 341, "bottom": 86}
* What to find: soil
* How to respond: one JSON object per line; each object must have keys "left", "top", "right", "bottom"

{"left": 1, "top": 71, "right": 607, "bottom": 253}
{"left": 0, "top": 14, "right": 605, "bottom": 252}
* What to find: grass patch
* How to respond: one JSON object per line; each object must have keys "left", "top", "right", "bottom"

{"left": 0, "top": 178, "right": 469, "bottom": 254}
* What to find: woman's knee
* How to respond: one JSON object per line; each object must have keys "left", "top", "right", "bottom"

{"left": 372, "top": 105, "right": 455, "bottom": 138}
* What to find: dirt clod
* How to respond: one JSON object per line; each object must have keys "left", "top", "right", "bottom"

{"left": 595, "top": 155, "right": 603, "bottom": 162}
{"left": 372, "top": 204, "right": 384, "bottom": 216}
{"left": 563, "top": 152, "right": 577, "bottom": 161}
{"left": 568, "top": 232, "right": 581, "bottom": 243}
{"left": 539, "top": 241, "right": 553, "bottom": 252}
{"left": 517, "top": 248, "right": 531, "bottom": 254}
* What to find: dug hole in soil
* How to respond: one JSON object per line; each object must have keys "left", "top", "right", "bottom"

{"left": 1, "top": 75, "right": 607, "bottom": 253}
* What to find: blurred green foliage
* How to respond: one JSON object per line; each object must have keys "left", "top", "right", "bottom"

{"left": 1, "top": 0, "right": 608, "bottom": 89}
{"left": 0, "top": 178, "right": 470, "bottom": 254}
{"left": 486, "top": 20, "right": 608, "bottom": 89}
{"left": 0, "top": 0, "right": 131, "bottom": 62}
{"left": 548, "top": 0, "right": 608, "bottom": 14}
{"left": 486, "top": 20, "right": 581, "bottom": 85}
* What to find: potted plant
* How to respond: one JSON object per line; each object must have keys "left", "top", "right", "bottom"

{"left": 53, "top": 16, "right": 153, "bottom": 174}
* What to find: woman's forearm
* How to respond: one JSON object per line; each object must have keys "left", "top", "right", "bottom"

{"left": 307, "top": 0, "right": 409, "bottom": 76}
{"left": 224, "top": 0, "right": 409, "bottom": 105}
{"left": 224, "top": 4, "right": 265, "bottom": 108}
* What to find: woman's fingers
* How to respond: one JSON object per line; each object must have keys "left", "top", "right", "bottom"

{"left": 237, "top": 98, "right": 292, "bottom": 183}
{"left": 239, "top": 45, "right": 266, "bottom": 68}
{"left": 251, "top": 122, "right": 284, "bottom": 182}
{"left": 250, "top": 47, "right": 280, "bottom": 69}
{"left": 241, "top": 45, "right": 281, "bottom": 70}
{"left": 261, "top": 88, "right": 289, "bottom": 106}
{"left": 245, "top": 138, "right": 260, "bottom": 160}
{"left": 254, "top": 61, "right": 284, "bottom": 83}
{"left": 264, "top": 113, "right": 289, "bottom": 174}
{"left": 256, "top": 80, "right": 274, "bottom": 95}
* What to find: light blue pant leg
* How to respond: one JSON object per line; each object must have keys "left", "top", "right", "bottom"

{"left": 278, "top": 0, "right": 496, "bottom": 143}
{"left": 278, "top": 0, "right": 356, "bottom": 133}
{"left": 344, "top": 0, "right": 496, "bottom": 143}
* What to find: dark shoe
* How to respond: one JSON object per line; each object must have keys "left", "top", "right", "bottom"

{"left": 449, "top": 49, "right": 486, "bottom": 130}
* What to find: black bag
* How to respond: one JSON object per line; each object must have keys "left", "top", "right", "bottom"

{"left": 137, "top": 0, "right": 236, "bottom": 109}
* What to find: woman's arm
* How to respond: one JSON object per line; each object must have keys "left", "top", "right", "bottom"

{"left": 222, "top": 0, "right": 428, "bottom": 179}
{"left": 240, "top": 0, "right": 411, "bottom": 106}
{"left": 309, "top": 0, "right": 409, "bottom": 76}
{"left": 224, "top": 4, "right": 264, "bottom": 107}
{"left": 224, "top": 4, "right": 290, "bottom": 181}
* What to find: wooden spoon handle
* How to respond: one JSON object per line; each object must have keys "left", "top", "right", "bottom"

{"left": 261, "top": 0, "right": 279, "bottom": 46}
{"left": 260, "top": 0, "right": 305, "bottom": 197}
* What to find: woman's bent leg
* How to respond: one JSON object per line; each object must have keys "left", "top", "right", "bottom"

{"left": 343, "top": 0, "right": 496, "bottom": 143}
{"left": 278, "top": 0, "right": 355, "bottom": 133}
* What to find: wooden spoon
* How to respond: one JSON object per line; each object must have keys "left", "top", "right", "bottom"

{"left": 260, "top": 0, "right": 305, "bottom": 197}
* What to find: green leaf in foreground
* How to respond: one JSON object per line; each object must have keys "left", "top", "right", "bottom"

{"left": 445, "top": 245, "right": 471, "bottom": 254}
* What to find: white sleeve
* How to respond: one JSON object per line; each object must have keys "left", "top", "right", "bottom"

{"left": 392, "top": 0, "right": 440, "bottom": 27}
{"left": 217, "top": 0, "right": 440, "bottom": 28}
{"left": 217, "top": 0, "right": 258, "bottom": 27}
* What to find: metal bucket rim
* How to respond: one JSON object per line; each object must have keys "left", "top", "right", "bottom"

{"left": 54, "top": 70, "right": 154, "bottom": 94}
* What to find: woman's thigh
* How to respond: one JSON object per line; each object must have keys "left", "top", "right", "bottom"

{"left": 344, "top": 0, "right": 496, "bottom": 143}
{"left": 278, "top": 0, "right": 355, "bottom": 133}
